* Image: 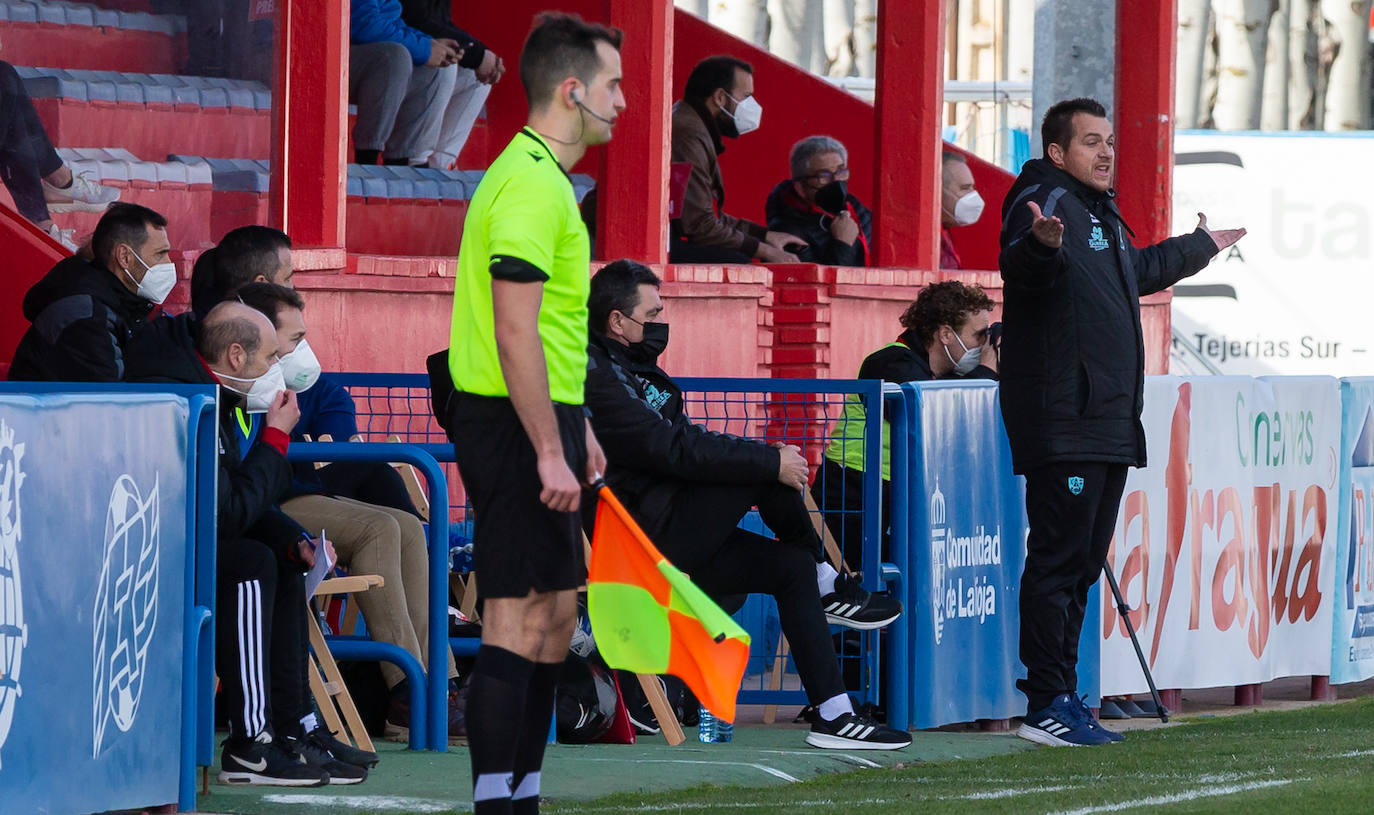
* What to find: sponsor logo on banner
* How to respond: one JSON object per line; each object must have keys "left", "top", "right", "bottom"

{"left": 92, "top": 475, "right": 160, "bottom": 755}
{"left": 1101, "top": 378, "right": 1339, "bottom": 694}
{"left": 930, "top": 480, "right": 946, "bottom": 644}
{"left": 0, "top": 420, "right": 27, "bottom": 768}
{"left": 1341, "top": 402, "right": 1374, "bottom": 672}
{"left": 930, "top": 477, "right": 1003, "bottom": 633}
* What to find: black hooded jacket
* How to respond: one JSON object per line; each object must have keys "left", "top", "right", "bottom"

{"left": 8, "top": 255, "right": 154, "bottom": 382}
{"left": 399, "top": 0, "right": 487, "bottom": 70}
{"left": 583, "top": 332, "right": 778, "bottom": 538}
{"left": 125, "top": 313, "right": 304, "bottom": 563}
{"left": 764, "top": 179, "right": 873, "bottom": 267}
{"left": 997, "top": 159, "right": 1218, "bottom": 473}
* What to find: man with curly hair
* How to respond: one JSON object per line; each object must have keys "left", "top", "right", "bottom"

{"left": 815, "top": 281, "right": 999, "bottom": 574}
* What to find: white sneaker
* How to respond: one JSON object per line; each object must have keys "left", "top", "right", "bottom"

{"left": 43, "top": 171, "right": 120, "bottom": 212}
{"left": 45, "top": 223, "right": 78, "bottom": 252}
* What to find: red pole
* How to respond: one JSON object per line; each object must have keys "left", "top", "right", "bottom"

{"left": 873, "top": 0, "right": 944, "bottom": 270}
{"left": 600, "top": 0, "right": 671, "bottom": 264}
{"left": 269, "top": 0, "right": 348, "bottom": 249}
{"left": 1114, "top": 0, "right": 1177, "bottom": 246}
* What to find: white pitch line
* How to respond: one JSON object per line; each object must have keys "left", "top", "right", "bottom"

{"left": 1336, "top": 749, "right": 1374, "bottom": 757}
{"left": 571, "top": 757, "right": 801, "bottom": 783}
{"left": 957, "top": 784, "right": 1074, "bottom": 800}
{"left": 757, "top": 749, "right": 882, "bottom": 768}
{"left": 1048, "top": 779, "right": 1294, "bottom": 815}
{"left": 260, "top": 793, "right": 460, "bottom": 812}
{"left": 568, "top": 798, "right": 898, "bottom": 813}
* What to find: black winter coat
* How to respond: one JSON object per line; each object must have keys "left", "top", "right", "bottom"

{"left": 583, "top": 333, "right": 778, "bottom": 538}
{"left": 125, "top": 314, "right": 303, "bottom": 563}
{"left": 8, "top": 255, "right": 154, "bottom": 382}
{"left": 855, "top": 329, "right": 998, "bottom": 384}
{"left": 399, "top": 0, "right": 486, "bottom": 69}
{"left": 997, "top": 159, "right": 1217, "bottom": 473}
{"left": 764, "top": 179, "right": 873, "bottom": 267}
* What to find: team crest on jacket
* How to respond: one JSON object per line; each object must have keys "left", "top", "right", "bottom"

{"left": 1088, "top": 226, "right": 1110, "bottom": 251}
{"left": 1067, "top": 476, "right": 1085, "bottom": 495}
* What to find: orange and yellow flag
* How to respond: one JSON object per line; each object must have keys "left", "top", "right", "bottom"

{"left": 587, "top": 486, "right": 751, "bottom": 723}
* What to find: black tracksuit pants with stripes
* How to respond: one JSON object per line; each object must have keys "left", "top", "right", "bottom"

{"left": 217, "top": 537, "right": 308, "bottom": 740}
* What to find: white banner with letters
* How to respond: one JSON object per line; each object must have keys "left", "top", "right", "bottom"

{"left": 1100, "top": 376, "right": 1340, "bottom": 695}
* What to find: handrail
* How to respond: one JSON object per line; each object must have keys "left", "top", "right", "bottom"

{"left": 287, "top": 441, "right": 451, "bottom": 752}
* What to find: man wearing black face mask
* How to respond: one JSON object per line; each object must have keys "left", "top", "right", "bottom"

{"left": 670, "top": 55, "right": 803, "bottom": 265}
{"left": 765, "top": 135, "right": 873, "bottom": 267}
{"left": 583, "top": 259, "right": 909, "bottom": 750}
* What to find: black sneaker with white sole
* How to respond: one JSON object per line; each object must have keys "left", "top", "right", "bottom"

{"left": 219, "top": 731, "right": 330, "bottom": 787}
{"left": 805, "top": 711, "right": 911, "bottom": 750}
{"left": 820, "top": 573, "right": 903, "bottom": 630}
{"left": 303, "top": 722, "right": 379, "bottom": 768}
{"left": 282, "top": 729, "right": 369, "bottom": 785}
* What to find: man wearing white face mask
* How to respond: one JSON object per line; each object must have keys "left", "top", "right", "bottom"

{"left": 816, "top": 281, "right": 999, "bottom": 577}
{"left": 10, "top": 202, "right": 174, "bottom": 382}
{"left": 669, "top": 55, "right": 803, "bottom": 265}
{"left": 940, "top": 152, "right": 985, "bottom": 270}
{"left": 234, "top": 282, "right": 465, "bottom": 741}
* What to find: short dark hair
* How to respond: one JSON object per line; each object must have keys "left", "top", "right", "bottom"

{"left": 589, "top": 259, "right": 661, "bottom": 334}
{"left": 1041, "top": 97, "right": 1108, "bottom": 157}
{"left": 519, "top": 12, "right": 622, "bottom": 108}
{"left": 92, "top": 202, "right": 167, "bottom": 268}
{"left": 235, "top": 281, "right": 304, "bottom": 328}
{"left": 901, "top": 281, "right": 995, "bottom": 348}
{"left": 197, "top": 303, "right": 262, "bottom": 362}
{"left": 684, "top": 55, "right": 752, "bottom": 106}
{"left": 190, "top": 226, "right": 292, "bottom": 318}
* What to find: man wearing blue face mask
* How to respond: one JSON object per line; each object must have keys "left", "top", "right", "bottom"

{"left": 670, "top": 55, "right": 804, "bottom": 265}
{"left": 765, "top": 135, "right": 874, "bottom": 267}
{"left": 9, "top": 203, "right": 173, "bottom": 382}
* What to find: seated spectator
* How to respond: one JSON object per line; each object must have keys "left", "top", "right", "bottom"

{"left": 765, "top": 135, "right": 873, "bottom": 266}
{"left": 234, "top": 282, "right": 462, "bottom": 737}
{"left": 670, "top": 56, "right": 802, "bottom": 265}
{"left": 939, "top": 151, "right": 985, "bottom": 269}
{"left": 191, "top": 225, "right": 295, "bottom": 319}
{"left": 350, "top": 0, "right": 491, "bottom": 167}
{"left": 8, "top": 203, "right": 169, "bottom": 382}
{"left": 400, "top": 0, "right": 505, "bottom": 169}
{"left": 583, "top": 260, "right": 910, "bottom": 751}
{"left": 127, "top": 301, "right": 367, "bottom": 786}
{"left": 814, "top": 281, "right": 999, "bottom": 572}
{"left": 182, "top": 0, "right": 273, "bottom": 82}
{"left": 1, "top": 60, "right": 120, "bottom": 249}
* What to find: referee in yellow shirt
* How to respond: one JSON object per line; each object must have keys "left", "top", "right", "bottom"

{"left": 447, "top": 13, "right": 622, "bottom": 815}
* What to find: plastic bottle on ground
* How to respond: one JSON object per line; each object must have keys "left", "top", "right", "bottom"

{"left": 697, "top": 704, "right": 732, "bottom": 743}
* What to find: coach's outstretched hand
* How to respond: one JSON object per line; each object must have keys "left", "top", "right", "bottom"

{"left": 1197, "top": 212, "right": 1246, "bottom": 252}
{"left": 1027, "top": 201, "right": 1064, "bottom": 249}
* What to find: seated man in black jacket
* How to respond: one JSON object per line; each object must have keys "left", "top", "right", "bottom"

{"left": 765, "top": 135, "right": 873, "bottom": 267}
{"left": 9, "top": 203, "right": 173, "bottom": 382}
{"left": 814, "top": 280, "right": 999, "bottom": 574}
{"left": 126, "top": 302, "right": 368, "bottom": 786}
{"left": 583, "top": 260, "right": 908, "bottom": 751}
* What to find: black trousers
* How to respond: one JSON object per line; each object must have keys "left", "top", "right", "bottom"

{"left": 1018, "top": 461, "right": 1128, "bottom": 713}
{"left": 654, "top": 481, "right": 846, "bottom": 705}
{"left": 216, "top": 538, "right": 309, "bottom": 740}
{"left": 0, "top": 61, "right": 62, "bottom": 224}
{"left": 667, "top": 239, "right": 753, "bottom": 265}
{"left": 811, "top": 459, "right": 892, "bottom": 577}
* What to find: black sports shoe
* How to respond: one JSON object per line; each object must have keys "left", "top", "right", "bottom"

{"left": 1074, "top": 695, "right": 1125, "bottom": 743}
{"left": 820, "top": 574, "right": 903, "bottom": 630}
{"left": 805, "top": 710, "right": 911, "bottom": 750}
{"left": 283, "top": 729, "right": 368, "bottom": 785}
{"left": 303, "top": 722, "right": 379, "bottom": 769}
{"left": 619, "top": 671, "right": 662, "bottom": 735}
{"left": 219, "top": 731, "right": 330, "bottom": 787}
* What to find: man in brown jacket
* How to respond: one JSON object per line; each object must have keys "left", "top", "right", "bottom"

{"left": 669, "top": 55, "right": 803, "bottom": 264}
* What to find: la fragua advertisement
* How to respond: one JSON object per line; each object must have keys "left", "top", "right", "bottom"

{"left": 1100, "top": 376, "right": 1340, "bottom": 695}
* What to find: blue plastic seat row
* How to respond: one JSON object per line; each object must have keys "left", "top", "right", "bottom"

{"left": 0, "top": 0, "right": 184, "bottom": 34}
{"left": 56, "top": 147, "right": 213, "bottom": 186}
{"left": 15, "top": 65, "right": 269, "bottom": 110}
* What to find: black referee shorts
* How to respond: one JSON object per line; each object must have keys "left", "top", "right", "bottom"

{"left": 449, "top": 392, "right": 588, "bottom": 599}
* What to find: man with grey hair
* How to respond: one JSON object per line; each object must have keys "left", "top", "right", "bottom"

{"left": 940, "top": 151, "right": 983, "bottom": 269}
{"left": 765, "top": 134, "right": 872, "bottom": 266}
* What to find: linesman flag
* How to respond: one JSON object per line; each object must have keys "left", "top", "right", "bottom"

{"left": 587, "top": 485, "right": 750, "bottom": 723}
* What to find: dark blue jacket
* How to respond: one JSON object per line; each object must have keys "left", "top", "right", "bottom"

{"left": 351, "top": 0, "right": 431, "bottom": 65}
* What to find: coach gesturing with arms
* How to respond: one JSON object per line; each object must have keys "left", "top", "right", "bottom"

{"left": 998, "top": 98, "right": 1244, "bottom": 747}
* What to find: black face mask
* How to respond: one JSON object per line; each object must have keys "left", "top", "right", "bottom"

{"left": 814, "top": 180, "right": 848, "bottom": 215}
{"left": 625, "top": 321, "right": 670, "bottom": 364}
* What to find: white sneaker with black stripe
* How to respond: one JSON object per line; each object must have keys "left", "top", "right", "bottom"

{"left": 805, "top": 711, "right": 911, "bottom": 750}
{"left": 820, "top": 573, "right": 903, "bottom": 630}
